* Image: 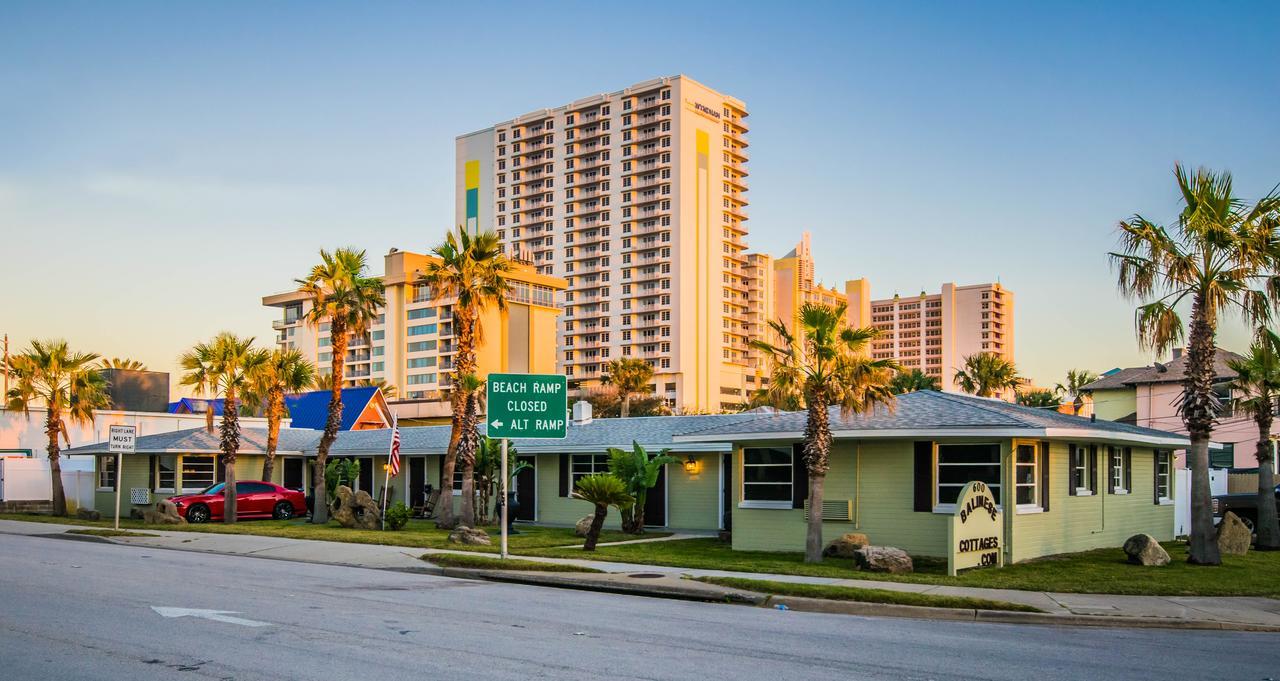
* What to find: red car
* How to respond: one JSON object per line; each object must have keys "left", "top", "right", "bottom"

{"left": 170, "top": 481, "right": 306, "bottom": 523}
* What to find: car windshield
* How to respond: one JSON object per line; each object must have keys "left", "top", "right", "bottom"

{"left": 200, "top": 483, "right": 226, "bottom": 495}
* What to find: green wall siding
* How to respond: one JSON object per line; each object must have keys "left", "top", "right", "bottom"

{"left": 665, "top": 454, "right": 721, "bottom": 530}
{"left": 1091, "top": 388, "right": 1137, "bottom": 422}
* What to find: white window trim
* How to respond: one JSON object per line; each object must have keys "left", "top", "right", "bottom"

{"left": 1112, "top": 488, "right": 1130, "bottom": 496}
{"left": 96, "top": 455, "right": 117, "bottom": 492}
{"left": 737, "top": 500, "right": 792, "bottom": 510}
{"left": 1015, "top": 504, "right": 1044, "bottom": 515}
{"left": 1158, "top": 498, "right": 1174, "bottom": 506}
{"left": 1075, "top": 488, "right": 1095, "bottom": 497}
{"left": 741, "top": 446, "right": 793, "bottom": 506}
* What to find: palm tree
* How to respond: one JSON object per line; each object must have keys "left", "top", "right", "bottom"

{"left": 745, "top": 319, "right": 804, "bottom": 412}
{"left": 453, "top": 373, "right": 484, "bottom": 527}
{"left": 355, "top": 378, "right": 397, "bottom": 399}
{"left": 98, "top": 357, "right": 146, "bottom": 371}
{"left": 4, "top": 340, "right": 109, "bottom": 516}
{"left": 247, "top": 348, "right": 316, "bottom": 482}
{"left": 751, "top": 303, "right": 899, "bottom": 562}
{"left": 1016, "top": 388, "right": 1060, "bottom": 408}
{"left": 572, "top": 474, "right": 634, "bottom": 551}
{"left": 890, "top": 368, "right": 941, "bottom": 394}
{"left": 604, "top": 357, "right": 654, "bottom": 418}
{"left": 1111, "top": 164, "right": 1280, "bottom": 564}
{"left": 177, "top": 346, "right": 220, "bottom": 433}
{"left": 420, "top": 227, "right": 513, "bottom": 528}
{"left": 1056, "top": 369, "right": 1100, "bottom": 415}
{"left": 180, "top": 334, "right": 266, "bottom": 524}
{"left": 607, "top": 441, "right": 678, "bottom": 533}
{"left": 953, "top": 352, "right": 1021, "bottom": 398}
{"left": 297, "top": 248, "right": 386, "bottom": 523}
{"left": 1227, "top": 331, "right": 1280, "bottom": 550}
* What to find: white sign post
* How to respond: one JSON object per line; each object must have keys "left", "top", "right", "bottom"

{"left": 947, "top": 480, "right": 1004, "bottom": 576}
{"left": 108, "top": 425, "right": 136, "bottom": 531}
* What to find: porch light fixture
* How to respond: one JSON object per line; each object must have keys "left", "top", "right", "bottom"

{"left": 683, "top": 456, "right": 699, "bottom": 474}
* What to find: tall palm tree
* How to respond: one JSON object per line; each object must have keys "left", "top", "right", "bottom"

{"left": 890, "top": 368, "right": 941, "bottom": 394}
{"left": 178, "top": 346, "right": 220, "bottom": 433}
{"left": 453, "top": 373, "right": 484, "bottom": 527}
{"left": 297, "top": 248, "right": 386, "bottom": 523}
{"left": 605, "top": 357, "right": 654, "bottom": 418}
{"left": 952, "top": 352, "right": 1021, "bottom": 398}
{"left": 1227, "top": 330, "right": 1280, "bottom": 550}
{"left": 751, "top": 303, "right": 899, "bottom": 562}
{"left": 572, "top": 474, "right": 634, "bottom": 551}
{"left": 746, "top": 319, "right": 804, "bottom": 412}
{"left": 180, "top": 334, "right": 266, "bottom": 524}
{"left": 420, "top": 227, "right": 513, "bottom": 528}
{"left": 98, "top": 357, "right": 146, "bottom": 371}
{"left": 1111, "top": 164, "right": 1280, "bottom": 564}
{"left": 1056, "top": 369, "right": 1100, "bottom": 415}
{"left": 246, "top": 348, "right": 316, "bottom": 482}
{"left": 4, "top": 339, "right": 109, "bottom": 516}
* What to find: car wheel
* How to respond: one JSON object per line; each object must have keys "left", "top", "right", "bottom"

{"left": 1239, "top": 514, "right": 1257, "bottom": 535}
{"left": 273, "top": 502, "right": 294, "bottom": 520}
{"left": 187, "top": 504, "right": 210, "bottom": 524}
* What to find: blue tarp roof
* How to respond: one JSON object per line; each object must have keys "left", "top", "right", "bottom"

{"left": 167, "top": 398, "right": 225, "bottom": 416}
{"left": 283, "top": 386, "right": 381, "bottom": 431}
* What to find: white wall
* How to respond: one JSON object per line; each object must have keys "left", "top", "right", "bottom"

{"left": 1173, "top": 468, "right": 1229, "bottom": 536}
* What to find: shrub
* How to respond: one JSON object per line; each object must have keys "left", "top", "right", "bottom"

{"left": 384, "top": 502, "right": 411, "bottom": 531}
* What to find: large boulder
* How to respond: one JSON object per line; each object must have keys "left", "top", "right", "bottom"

{"left": 1216, "top": 512, "right": 1252, "bottom": 556}
{"left": 574, "top": 515, "right": 594, "bottom": 538}
{"left": 854, "top": 546, "right": 914, "bottom": 574}
{"left": 823, "top": 532, "right": 871, "bottom": 558}
{"left": 1122, "top": 533, "right": 1170, "bottom": 566}
{"left": 448, "top": 525, "right": 492, "bottom": 546}
{"left": 330, "top": 485, "right": 382, "bottom": 530}
{"left": 76, "top": 507, "right": 101, "bottom": 521}
{"left": 143, "top": 499, "right": 187, "bottom": 525}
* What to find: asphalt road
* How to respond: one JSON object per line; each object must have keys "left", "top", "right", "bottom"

{"left": 0, "top": 533, "right": 1273, "bottom": 681}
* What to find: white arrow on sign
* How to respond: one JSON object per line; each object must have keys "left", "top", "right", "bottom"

{"left": 491, "top": 420, "right": 504, "bottom": 428}
{"left": 151, "top": 606, "right": 272, "bottom": 627}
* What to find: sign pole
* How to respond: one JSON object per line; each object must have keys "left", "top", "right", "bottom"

{"left": 108, "top": 424, "right": 136, "bottom": 531}
{"left": 113, "top": 453, "right": 123, "bottom": 531}
{"left": 500, "top": 438, "right": 509, "bottom": 560}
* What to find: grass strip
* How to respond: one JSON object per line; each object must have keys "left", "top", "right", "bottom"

{"left": 694, "top": 576, "right": 1042, "bottom": 613}
{"left": 423, "top": 552, "right": 605, "bottom": 573}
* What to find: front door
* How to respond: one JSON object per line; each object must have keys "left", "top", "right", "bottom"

{"left": 409, "top": 457, "right": 426, "bottom": 507}
{"left": 721, "top": 453, "right": 732, "bottom": 531}
{"left": 283, "top": 458, "right": 305, "bottom": 491}
{"left": 357, "top": 457, "right": 373, "bottom": 494}
{"left": 514, "top": 456, "right": 536, "bottom": 521}
{"left": 644, "top": 465, "right": 667, "bottom": 527}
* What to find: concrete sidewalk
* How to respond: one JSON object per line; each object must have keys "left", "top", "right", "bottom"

{"left": 5, "top": 518, "right": 1279, "bottom": 631}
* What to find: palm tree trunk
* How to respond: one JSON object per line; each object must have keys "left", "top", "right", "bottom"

{"left": 205, "top": 407, "right": 214, "bottom": 433}
{"left": 436, "top": 400, "right": 462, "bottom": 529}
{"left": 1255, "top": 406, "right": 1279, "bottom": 550}
{"left": 312, "top": 326, "right": 347, "bottom": 524}
{"left": 221, "top": 388, "right": 241, "bottom": 524}
{"left": 261, "top": 390, "right": 282, "bottom": 482}
{"left": 45, "top": 411, "right": 67, "bottom": 517}
{"left": 626, "top": 491, "right": 646, "bottom": 534}
{"left": 460, "top": 467, "right": 475, "bottom": 527}
{"left": 621, "top": 392, "right": 631, "bottom": 419}
{"left": 583, "top": 504, "right": 608, "bottom": 551}
{"left": 1183, "top": 298, "right": 1221, "bottom": 565}
{"left": 806, "top": 473, "right": 826, "bottom": 562}
{"left": 803, "top": 398, "right": 832, "bottom": 563}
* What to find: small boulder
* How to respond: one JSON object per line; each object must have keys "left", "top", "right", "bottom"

{"left": 330, "top": 485, "right": 382, "bottom": 530}
{"left": 76, "top": 507, "right": 101, "bottom": 521}
{"left": 823, "top": 532, "right": 871, "bottom": 558}
{"left": 1216, "top": 512, "right": 1252, "bottom": 556}
{"left": 1122, "top": 533, "right": 1170, "bottom": 566}
{"left": 854, "top": 546, "right": 914, "bottom": 574}
{"left": 448, "top": 525, "right": 492, "bottom": 546}
{"left": 574, "top": 515, "right": 594, "bottom": 538}
{"left": 143, "top": 499, "right": 187, "bottom": 525}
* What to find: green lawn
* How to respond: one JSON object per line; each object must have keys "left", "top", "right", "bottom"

{"left": 0, "top": 512, "right": 656, "bottom": 554}
{"left": 693, "top": 576, "right": 1041, "bottom": 613}
{"left": 423, "top": 553, "right": 605, "bottom": 573}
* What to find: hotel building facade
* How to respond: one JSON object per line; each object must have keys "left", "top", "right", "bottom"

{"left": 263, "top": 249, "right": 565, "bottom": 401}
{"left": 455, "top": 75, "right": 753, "bottom": 412}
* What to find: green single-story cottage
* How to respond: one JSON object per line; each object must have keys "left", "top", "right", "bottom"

{"left": 68, "top": 391, "right": 1189, "bottom": 563}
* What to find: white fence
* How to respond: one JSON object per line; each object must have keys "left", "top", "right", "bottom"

{"left": 1173, "top": 468, "right": 1228, "bottom": 537}
{"left": 0, "top": 459, "right": 96, "bottom": 510}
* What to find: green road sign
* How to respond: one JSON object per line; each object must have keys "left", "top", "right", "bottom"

{"left": 485, "top": 373, "right": 568, "bottom": 439}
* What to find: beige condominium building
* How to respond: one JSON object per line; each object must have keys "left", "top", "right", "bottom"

{"left": 263, "top": 249, "right": 566, "bottom": 401}
{"left": 455, "top": 75, "right": 753, "bottom": 412}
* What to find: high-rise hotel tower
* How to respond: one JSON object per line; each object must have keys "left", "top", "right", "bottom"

{"left": 456, "top": 75, "right": 752, "bottom": 412}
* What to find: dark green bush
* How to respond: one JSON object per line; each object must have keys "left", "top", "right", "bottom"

{"left": 384, "top": 502, "right": 411, "bottom": 531}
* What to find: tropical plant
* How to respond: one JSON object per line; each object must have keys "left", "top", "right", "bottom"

{"left": 578, "top": 386, "right": 672, "bottom": 418}
{"left": 384, "top": 502, "right": 411, "bottom": 531}
{"left": 1056, "top": 369, "right": 1100, "bottom": 415}
{"left": 750, "top": 303, "right": 899, "bottom": 562}
{"left": 98, "top": 357, "right": 146, "bottom": 371}
{"left": 355, "top": 378, "right": 397, "bottom": 399}
{"left": 297, "top": 247, "right": 386, "bottom": 523}
{"left": 452, "top": 373, "right": 485, "bottom": 527}
{"left": 246, "top": 348, "right": 316, "bottom": 482}
{"left": 419, "top": 227, "right": 512, "bottom": 528}
{"left": 607, "top": 441, "right": 679, "bottom": 534}
{"left": 473, "top": 435, "right": 531, "bottom": 526}
{"left": 1015, "top": 388, "right": 1061, "bottom": 408}
{"left": 4, "top": 339, "right": 110, "bottom": 516}
{"left": 571, "top": 474, "right": 634, "bottom": 551}
{"left": 604, "top": 357, "right": 655, "bottom": 418}
{"left": 1227, "top": 330, "right": 1280, "bottom": 549}
{"left": 745, "top": 319, "right": 805, "bottom": 412}
{"left": 952, "top": 352, "right": 1021, "bottom": 398}
{"left": 1111, "top": 164, "right": 1280, "bottom": 564}
{"left": 325, "top": 458, "right": 361, "bottom": 498}
{"left": 179, "top": 333, "right": 267, "bottom": 523}
{"left": 890, "top": 368, "right": 941, "bottom": 394}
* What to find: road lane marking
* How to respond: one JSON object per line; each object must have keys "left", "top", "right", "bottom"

{"left": 150, "top": 607, "right": 272, "bottom": 627}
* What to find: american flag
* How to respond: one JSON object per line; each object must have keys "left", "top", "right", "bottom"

{"left": 388, "top": 416, "right": 401, "bottom": 477}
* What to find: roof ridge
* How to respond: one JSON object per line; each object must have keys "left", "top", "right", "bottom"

{"left": 673, "top": 410, "right": 790, "bottom": 437}
{"left": 922, "top": 390, "right": 1034, "bottom": 426}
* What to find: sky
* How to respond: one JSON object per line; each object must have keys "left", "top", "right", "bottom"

{"left": 1, "top": 1, "right": 1278, "bottom": 397}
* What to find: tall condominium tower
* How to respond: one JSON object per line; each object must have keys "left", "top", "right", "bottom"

{"left": 456, "top": 75, "right": 752, "bottom": 412}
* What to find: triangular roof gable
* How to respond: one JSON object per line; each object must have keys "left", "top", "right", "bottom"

{"left": 283, "top": 386, "right": 387, "bottom": 431}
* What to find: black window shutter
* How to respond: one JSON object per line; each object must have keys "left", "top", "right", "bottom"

{"left": 1068, "top": 445, "right": 1078, "bottom": 496}
{"left": 913, "top": 441, "right": 933, "bottom": 512}
{"left": 1039, "top": 442, "right": 1050, "bottom": 512}
{"left": 148, "top": 455, "right": 156, "bottom": 491}
{"left": 1106, "top": 447, "right": 1115, "bottom": 494}
{"left": 1088, "top": 445, "right": 1098, "bottom": 494}
{"left": 1124, "top": 447, "right": 1132, "bottom": 492}
{"left": 791, "top": 443, "right": 808, "bottom": 509}
{"left": 558, "top": 454, "right": 570, "bottom": 497}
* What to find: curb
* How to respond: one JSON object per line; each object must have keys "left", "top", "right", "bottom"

{"left": 432, "top": 566, "right": 767, "bottom": 605}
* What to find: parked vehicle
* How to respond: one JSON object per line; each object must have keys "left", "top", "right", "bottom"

{"left": 1213, "top": 484, "right": 1280, "bottom": 533}
{"left": 170, "top": 481, "right": 307, "bottom": 523}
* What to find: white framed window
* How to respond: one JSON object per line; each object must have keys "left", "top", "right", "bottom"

{"left": 1013, "top": 443, "right": 1040, "bottom": 510}
{"left": 181, "top": 455, "right": 217, "bottom": 492}
{"left": 936, "top": 443, "right": 1001, "bottom": 508}
{"left": 570, "top": 454, "right": 609, "bottom": 487}
{"left": 741, "top": 446, "right": 792, "bottom": 508}
{"left": 1069, "top": 444, "right": 1095, "bottom": 496}
{"left": 1109, "top": 447, "right": 1129, "bottom": 494}
{"left": 1155, "top": 450, "right": 1172, "bottom": 503}
{"left": 155, "top": 455, "right": 177, "bottom": 492}
{"left": 97, "top": 455, "right": 116, "bottom": 491}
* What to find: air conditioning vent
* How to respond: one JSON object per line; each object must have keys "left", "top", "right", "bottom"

{"left": 804, "top": 499, "right": 853, "bottom": 522}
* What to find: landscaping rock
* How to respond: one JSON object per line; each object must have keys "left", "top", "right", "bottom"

{"left": 143, "top": 499, "right": 187, "bottom": 525}
{"left": 75, "top": 507, "right": 101, "bottom": 521}
{"left": 823, "top": 532, "right": 871, "bottom": 558}
{"left": 448, "top": 525, "right": 492, "bottom": 546}
{"left": 853, "top": 546, "right": 914, "bottom": 574}
{"left": 129, "top": 508, "right": 145, "bottom": 521}
{"left": 330, "top": 485, "right": 382, "bottom": 531}
{"left": 1217, "top": 512, "right": 1252, "bottom": 556}
{"left": 1122, "top": 533, "right": 1170, "bottom": 566}
{"left": 574, "top": 515, "right": 594, "bottom": 537}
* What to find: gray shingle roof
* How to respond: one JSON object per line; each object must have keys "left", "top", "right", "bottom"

{"left": 65, "top": 428, "right": 320, "bottom": 455}
{"left": 1082, "top": 348, "right": 1243, "bottom": 390}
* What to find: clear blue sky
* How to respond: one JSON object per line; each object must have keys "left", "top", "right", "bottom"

{"left": 2, "top": 1, "right": 1277, "bottom": 394}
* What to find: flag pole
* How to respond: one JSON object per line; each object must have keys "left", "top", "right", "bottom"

{"left": 500, "top": 438, "right": 508, "bottom": 559}
{"left": 382, "top": 415, "right": 395, "bottom": 531}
